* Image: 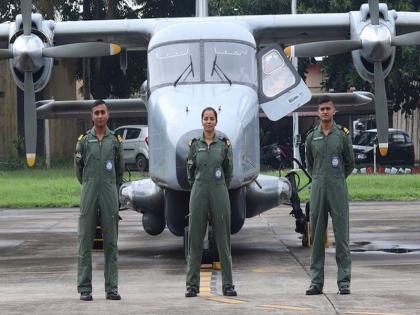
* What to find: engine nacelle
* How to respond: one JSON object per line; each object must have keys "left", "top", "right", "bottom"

{"left": 8, "top": 13, "right": 54, "bottom": 92}
{"left": 350, "top": 4, "right": 397, "bottom": 83}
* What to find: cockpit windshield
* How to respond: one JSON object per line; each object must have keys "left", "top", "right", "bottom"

{"left": 204, "top": 42, "right": 256, "bottom": 86}
{"left": 148, "top": 43, "right": 201, "bottom": 88}
{"left": 148, "top": 41, "right": 257, "bottom": 90}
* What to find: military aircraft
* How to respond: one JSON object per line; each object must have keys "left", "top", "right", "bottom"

{"left": 1, "top": 0, "right": 419, "bottom": 256}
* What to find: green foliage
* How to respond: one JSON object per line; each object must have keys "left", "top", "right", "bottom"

{"left": 0, "top": 168, "right": 145, "bottom": 208}
{"left": 265, "top": 170, "right": 420, "bottom": 202}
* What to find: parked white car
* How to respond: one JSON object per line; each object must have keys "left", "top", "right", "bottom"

{"left": 114, "top": 125, "right": 149, "bottom": 172}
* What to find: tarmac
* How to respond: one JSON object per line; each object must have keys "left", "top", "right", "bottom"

{"left": 0, "top": 201, "right": 419, "bottom": 315}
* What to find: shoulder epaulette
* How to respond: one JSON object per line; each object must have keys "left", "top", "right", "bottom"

{"left": 220, "top": 137, "right": 231, "bottom": 147}
{"left": 189, "top": 138, "right": 197, "bottom": 147}
{"left": 115, "top": 134, "right": 123, "bottom": 143}
{"left": 337, "top": 124, "right": 350, "bottom": 136}
{"left": 77, "top": 133, "right": 86, "bottom": 142}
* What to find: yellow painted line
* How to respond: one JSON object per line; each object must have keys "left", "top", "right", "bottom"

{"left": 259, "top": 304, "right": 311, "bottom": 312}
{"left": 345, "top": 312, "right": 405, "bottom": 315}
{"left": 199, "top": 292, "right": 212, "bottom": 298}
{"left": 206, "top": 296, "right": 246, "bottom": 305}
{"left": 200, "top": 268, "right": 213, "bottom": 296}
{"left": 199, "top": 287, "right": 211, "bottom": 293}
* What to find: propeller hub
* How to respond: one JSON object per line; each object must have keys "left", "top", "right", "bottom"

{"left": 12, "top": 34, "right": 44, "bottom": 72}
{"left": 360, "top": 24, "right": 393, "bottom": 62}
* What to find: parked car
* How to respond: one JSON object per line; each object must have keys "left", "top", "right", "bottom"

{"left": 353, "top": 129, "right": 415, "bottom": 166}
{"left": 114, "top": 125, "right": 149, "bottom": 172}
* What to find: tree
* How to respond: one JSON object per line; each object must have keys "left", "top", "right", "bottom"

{"left": 209, "top": 0, "right": 420, "bottom": 116}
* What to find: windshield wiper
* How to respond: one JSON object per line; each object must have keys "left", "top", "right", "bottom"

{"left": 210, "top": 55, "right": 232, "bottom": 86}
{"left": 174, "top": 55, "right": 195, "bottom": 87}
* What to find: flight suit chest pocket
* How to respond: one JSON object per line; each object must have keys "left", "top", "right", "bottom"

{"left": 195, "top": 147, "right": 208, "bottom": 169}
{"left": 102, "top": 138, "right": 114, "bottom": 160}
{"left": 312, "top": 137, "right": 325, "bottom": 156}
{"left": 86, "top": 140, "right": 100, "bottom": 160}
{"left": 209, "top": 147, "right": 223, "bottom": 165}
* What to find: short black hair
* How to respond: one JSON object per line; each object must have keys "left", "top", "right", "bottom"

{"left": 318, "top": 95, "right": 333, "bottom": 105}
{"left": 201, "top": 107, "right": 218, "bottom": 122}
{"left": 91, "top": 99, "right": 107, "bottom": 111}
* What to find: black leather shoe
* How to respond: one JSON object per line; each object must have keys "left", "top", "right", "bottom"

{"left": 223, "top": 286, "right": 237, "bottom": 296}
{"left": 185, "top": 287, "right": 197, "bottom": 297}
{"left": 305, "top": 286, "right": 323, "bottom": 295}
{"left": 106, "top": 292, "right": 121, "bottom": 300}
{"left": 80, "top": 292, "right": 93, "bottom": 301}
{"left": 338, "top": 286, "right": 350, "bottom": 295}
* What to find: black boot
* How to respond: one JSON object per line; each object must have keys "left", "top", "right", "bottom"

{"left": 185, "top": 287, "right": 198, "bottom": 297}
{"left": 80, "top": 292, "right": 93, "bottom": 301}
{"left": 106, "top": 292, "right": 121, "bottom": 300}
{"left": 338, "top": 285, "right": 350, "bottom": 295}
{"left": 223, "top": 286, "right": 237, "bottom": 296}
{"left": 305, "top": 286, "right": 323, "bottom": 295}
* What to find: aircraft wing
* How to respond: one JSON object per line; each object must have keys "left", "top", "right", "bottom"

{"left": 2, "top": 13, "right": 350, "bottom": 50}
{"left": 36, "top": 99, "right": 147, "bottom": 119}
{"left": 237, "top": 13, "right": 350, "bottom": 46}
{"left": 296, "top": 92, "right": 374, "bottom": 114}
{"left": 53, "top": 19, "right": 158, "bottom": 49}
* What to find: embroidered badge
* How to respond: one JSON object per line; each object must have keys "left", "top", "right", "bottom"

{"left": 313, "top": 136, "right": 323, "bottom": 141}
{"left": 106, "top": 160, "right": 113, "bottom": 172}
{"left": 214, "top": 167, "right": 222, "bottom": 180}
{"left": 331, "top": 156, "right": 339, "bottom": 168}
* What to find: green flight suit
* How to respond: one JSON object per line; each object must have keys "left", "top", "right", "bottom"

{"left": 74, "top": 126, "right": 124, "bottom": 294}
{"left": 305, "top": 123, "right": 355, "bottom": 291}
{"left": 186, "top": 134, "right": 233, "bottom": 292}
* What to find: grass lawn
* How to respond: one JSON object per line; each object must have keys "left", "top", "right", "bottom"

{"left": 293, "top": 172, "right": 420, "bottom": 202}
{"left": 0, "top": 168, "right": 419, "bottom": 208}
{"left": 0, "top": 168, "right": 145, "bottom": 208}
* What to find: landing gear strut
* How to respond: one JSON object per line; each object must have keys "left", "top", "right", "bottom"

{"left": 285, "top": 158, "right": 312, "bottom": 248}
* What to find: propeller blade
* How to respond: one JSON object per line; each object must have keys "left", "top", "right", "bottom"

{"left": 287, "top": 40, "right": 362, "bottom": 58}
{"left": 392, "top": 31, "right": 420, "bottom": 46}
{"left": 42, "top": 43, "right": 121, "bottom": 58}
{"left": 21, "top": 0, "right": 33, "bottom": 35}
{"left": 368, "top": 0, "right": 380, "bottom": 25}
{"left": 373, "top": 62, "right": 389, "bottom": 157}
{"left": 24, "top": 71, "right": 37, "bottom": 167}
{"left": 0, "top": 49, "right": 13, "bottom": 60}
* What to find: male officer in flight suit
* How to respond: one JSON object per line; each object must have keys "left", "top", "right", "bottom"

{"left": 74, "top": 99, "right": 124, "bottom": 301}
{"left": 305, "top": 96, "right": 355, "bottom": 295}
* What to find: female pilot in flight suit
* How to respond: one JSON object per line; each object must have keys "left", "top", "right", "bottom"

{"left": 185, "top": 107, "right": 237, "bottom": 297}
